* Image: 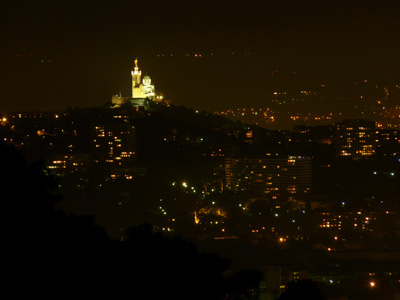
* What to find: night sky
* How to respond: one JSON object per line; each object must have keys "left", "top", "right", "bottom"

{"left": 1, "top": 0, "right": 399, "bottom": 113}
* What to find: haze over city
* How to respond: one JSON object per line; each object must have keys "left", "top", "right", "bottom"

{"left": 1, "top": 0, "right": 400, "bottom": 115}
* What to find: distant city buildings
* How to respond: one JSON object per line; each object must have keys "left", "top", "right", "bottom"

{"left": 46, "top": 153, "right": 94, "bottom": 177}
{"left": 225, "top": 156, "right": 312, "bottom": 196}
{"left": 375, "top": 129, "right": 400, "bottom": 157}
{"left": 1, "top": 77, "right": 400, "bottom": 253}
{"left": 334, "top": 119, "right": 376, "bottom": 158}
{"left": 93, "top": 118, "right": 140, "bottom": 180}
{"left": 93, "top": 120, "right": 136, "bottom": 164}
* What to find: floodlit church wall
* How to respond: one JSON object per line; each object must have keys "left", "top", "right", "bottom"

{"left": 112, "top": 59, "right": 160, "bottom": 107}
{"left": 111, "top": 95, "right": 125, "bottom": 106}
{"left": 132, "top": 86, "right": 146, "bottom": 99}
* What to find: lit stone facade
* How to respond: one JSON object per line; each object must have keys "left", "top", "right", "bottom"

{"left": 112, "top": 58, "right": 161, "bottom": 108}
{"left": 131, "top": 59, "right": 155, "bottom": 100}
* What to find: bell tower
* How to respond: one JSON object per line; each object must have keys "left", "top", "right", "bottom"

{"left": 131, "top": 58, "right": 142, "bottom": 97}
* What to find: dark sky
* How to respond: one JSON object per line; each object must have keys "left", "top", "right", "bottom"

{"left": 1, "top": 0, "right": 399, "bottom": 112}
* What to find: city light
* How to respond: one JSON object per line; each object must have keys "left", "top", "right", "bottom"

{"left": 3, "top": 32, "right": 400, "bottom": 300}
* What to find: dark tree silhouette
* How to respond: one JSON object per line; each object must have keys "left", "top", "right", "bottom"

{"left": 1, "top": 141, "right": 261, "bottom": 300}
{"left": 227, "top": 269, "right": 263, "bottom": 300}
{"left": 1, "top": 141, "right": 109, "bottom": 299}
{"left": 115, "top": 223, "right": 232, "bottom": 300}
{"left": 277, "top": 280, "right": 325, "bottom": 300}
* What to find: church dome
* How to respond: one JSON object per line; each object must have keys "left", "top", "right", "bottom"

{"left": 142, "top": 75, "right": 152, "bottom": 85}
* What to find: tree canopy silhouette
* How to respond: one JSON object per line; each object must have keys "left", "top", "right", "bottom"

{"left": 1, "top": 141, "right": 260, "bottom": 300}
{"left": 277, "top": 280, "right": 325, "bottom": 300}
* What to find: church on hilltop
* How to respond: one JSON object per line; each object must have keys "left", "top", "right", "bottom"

{"left": 111, "top": 59, "right": 165, "bottom": 109}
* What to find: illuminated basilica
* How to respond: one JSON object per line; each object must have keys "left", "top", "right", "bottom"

{"left": 111, "top": 59, "right": 164, "bottom": 108}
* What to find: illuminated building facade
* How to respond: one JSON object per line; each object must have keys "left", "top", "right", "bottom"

{"left": 111, "top": 59, "right": 164, "bottom": 108}
{"left": 318, "top": 211, "right": 377, "bottom": 232}
{"left": 46, "top": 154, "right": 94, "bottom": 177}
{"left": 131, "top": 58, "right": 155, "bottom": 100}
{"left": 335, "top": 119, "right": 376, "bottom": 158}
{"left": 375, "top": 129, "right": 400, "bottom": 157}
{"left": 93, "top": 119, "right": 137, "bottom": 179}
{"left": 225, "top": 157, "right": 312, "bottom": 196}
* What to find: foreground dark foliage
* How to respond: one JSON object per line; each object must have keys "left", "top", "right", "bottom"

{"left": 1, "top": 141, "right": 259, "bottom": 300}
